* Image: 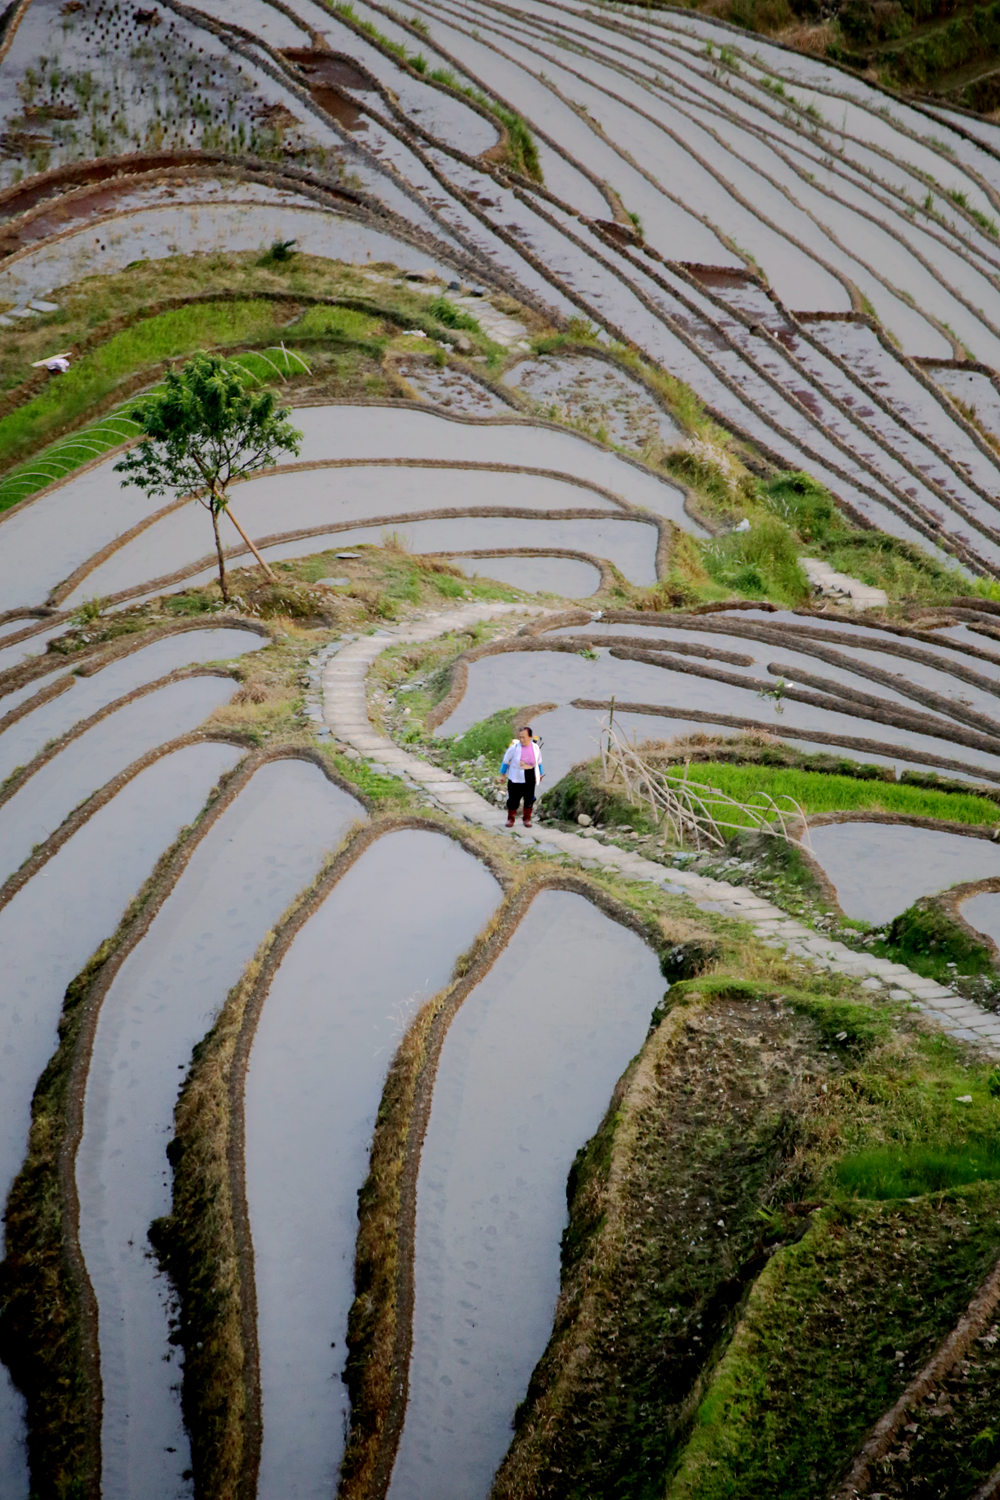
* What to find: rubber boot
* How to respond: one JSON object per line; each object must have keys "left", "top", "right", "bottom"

{"left": 506, "top": 809, "right": 516, "bottom": 828}
{"left": 522, "top": 804, "right": 533, "bottom": 828}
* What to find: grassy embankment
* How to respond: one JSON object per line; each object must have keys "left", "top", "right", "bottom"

{"left": 494, "top": 966, "right": 1000, "bottom": 1500}
{"left": 2, "top": 251, "right": 987, "bottom": 614}
{"left": 554, "top": 754, "right": 1000, "bottom": 830}
{"left": 0, "top": 257, "right": 511, "bottom": 512}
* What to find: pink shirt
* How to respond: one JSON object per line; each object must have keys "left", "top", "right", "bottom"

{"left": 518, "top": 742, "right": 536, "bottom": 767}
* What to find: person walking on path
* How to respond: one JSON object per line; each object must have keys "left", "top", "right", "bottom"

{"left": 500, "top": 726, "right": 544, "bottom": 828}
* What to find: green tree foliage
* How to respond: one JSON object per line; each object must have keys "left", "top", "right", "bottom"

{"left": 114, "top": 353, "right": 302, "bottom": 601}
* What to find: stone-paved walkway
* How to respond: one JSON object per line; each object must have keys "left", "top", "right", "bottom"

{"left": 800, "top": 556, "right": 888, "bottom": 610}
{"left": 319, "top": 602, "right": 1000, "bottom": 1054}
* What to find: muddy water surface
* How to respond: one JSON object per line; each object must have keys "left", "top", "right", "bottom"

{"left": 75, "top": 760, "right": 364, "bottom": 1500}
{"left": 0, "top": 627, "right": 260, "bottom": 781}
{"left": 396, "top": 360, "right": 511, "bottom": 415}
{"left": 64, "top": 465, "right": 624, "bottom": 605}
{"left": 808, "top": 821, "right": 1000, "bottom": 924}
{"left": 0, "top": 676, "right": 237, "bottom": 884}
{"left": 389, "top": 888, "right": 664, "bottom": 1500}
{"left": 504, "top": 354, "right": 683, "bottom": 449}
{"left": 449, "top": 553, "right": 601, "bottom": 596}
{"left": 930, "top": 365, "right": 1000, "bottom": 445}
{"left": 0, "top": 742, "right": 241, "bottom": 1500}
{"left": 245, "top": 828, "right": 501, "bottom": 1500}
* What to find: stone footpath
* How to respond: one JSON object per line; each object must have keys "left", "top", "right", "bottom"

{"left": 800, "top": 556, "right": 888, "bottom": 610}
{"left": 318, "top": 602, "right": 1000, "bottom": 1055}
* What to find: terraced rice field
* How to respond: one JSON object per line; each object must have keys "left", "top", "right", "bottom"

{"left": 6, "top": 0, "right": 1000, "bottom": 1496}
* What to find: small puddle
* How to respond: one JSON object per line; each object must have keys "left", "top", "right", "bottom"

{"left": 283, "top": 49, "right": 373, "bottom": 92}
{"left": 0, "top": 743, "right": 241, "bottom": 1499}
{"left": 388, "top": 889, "right": 664, "bottom": 1500}
{"left": 284, "top": 49, "right": 373, "bottom": 133}
{"left": 245, "top": 828, "right": 501, "bottom": 1500}
{"left": 808, "top": 821, "right": 1000, "bottom": 925}
{"left": 76, "top": 760, "right": 365, "bottom": 1500}
{"left": 0, "top": 675, "right": 237, "bottom": 886}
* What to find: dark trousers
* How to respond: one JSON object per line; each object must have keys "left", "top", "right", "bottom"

{"left": 507, "top": 769, "right": 536, "bottom": 812}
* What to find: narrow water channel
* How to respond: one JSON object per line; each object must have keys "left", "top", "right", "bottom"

{"left": 388, "top": 888, "right": 665, "bottom": 1500}
{"left": 74, "top": 760, "right": 364, "bottom": 1500}
{"left": 244, "top": 828, "right": 501, "bottom": 1500}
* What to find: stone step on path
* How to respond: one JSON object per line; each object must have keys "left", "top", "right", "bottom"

{"left": 319, "top": 603, "right": 1000, "bottom": 1056}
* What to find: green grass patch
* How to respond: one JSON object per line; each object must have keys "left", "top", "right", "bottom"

{"left": 701, "top": 517, "right": 810, "bottom": 605}
{"left": 426, "top": 295, "right": 479, "bottom": 332}
{"left": 0, "top": 300, "right": 285, "bottom": 473}
{"left": 0, "top": 342, "right": 310, "bottom": 514}
{"left": 834, "top": 1141, "right": 1000, "bottom": 1198}
{"left": 444, "top": 705, "right": 523, "bottom": 764}
{"left": 0, "top": 306, "right": 302, "bottom": 511}
{"left": 667, "top": 1185, "right": 1000, "bottom": 1500}
{"left": 327, "top": 749, "right": 413, "bottom": 807}
{"left": 664, "top": 760, "right": 1000, "bottom": 826}
{"left": 876, "top": 898, "right": 999, "bottom": 983}
{"left": 284, "top": 303, "right": 385, "bottom": 341}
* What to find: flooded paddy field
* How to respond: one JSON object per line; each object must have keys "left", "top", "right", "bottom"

{"left": 76, "top": 760, "right": 364, "bottom": 1500}
{"left": 434, "top": 608, "right": 1000, "bottom": 786}
{"left": 246, "top": 828, "right": 500, "bottom": 1499}
{"left": 448, "top": 553, "right": 602, "bottom": 598}
{"left": 0, "top": 742, "right": 242, "bottom": 1493}
{"left": 0, "top": 201, "right": 461, "bottom": 307}
{"left": 807, "top": 821, "right": 1000, "bottom": 924}
{"left": 389, "top": 889, "right": 664, "bottom": 1500}
{"left": 0, "top": 626, "right": 262, "bottom": 781}
{"left": 504, "top": 353, "right": 683, "bottom": 449}
{"left": 960, "top": 891, "right": 1000, "bottom": 951}
{"left": 6, "top": 0, "right": 1000, "bottom": 1493}
{"left": 140, "top": 511, "right": 664, "bottom": 598}
{"left": 0, "top": 674, "right": 238, "bottom": 884}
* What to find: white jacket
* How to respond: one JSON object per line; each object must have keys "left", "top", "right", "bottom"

{"left": 500, "top": 738, "right": 544, "bottom": 783}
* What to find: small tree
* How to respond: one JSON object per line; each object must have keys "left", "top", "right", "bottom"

{"left": 114, "top": 352, "right": 303, "bottom": 603}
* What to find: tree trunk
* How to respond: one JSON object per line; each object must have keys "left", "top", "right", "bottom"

{"left": 210, "top": 504, "right": 229, "bottom": 602}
